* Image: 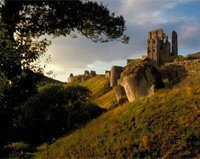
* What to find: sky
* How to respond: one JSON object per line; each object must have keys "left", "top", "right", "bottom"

{"left": 41, "top": 0, "right": 200, "bottom": 82}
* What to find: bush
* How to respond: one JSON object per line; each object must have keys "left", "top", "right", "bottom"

{"left": 0, "top": 71, "right": 10, "bottom": 142}
{"left": 145, "top": 66, "right": 165, "bottom": 89}
{"left": 0, "top": 71, "right": 8, "bottom": 103}
{"left": 13, "top": 84, "right": 105, "bottom": 143}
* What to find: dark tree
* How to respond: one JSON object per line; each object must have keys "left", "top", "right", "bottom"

{"left": 0, "top": 0, "right": 129, "bottom": 141}
{"left": 0, "top": 0, "right": 128, "bottom": 82}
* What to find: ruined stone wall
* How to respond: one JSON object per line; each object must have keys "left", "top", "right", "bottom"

{"left": 160, "top": 39, "right": 171, "bottom": 64}
{"left": 68, "top": 76, "right": 81, "bottom": 83}
{"left": 105, "top": 70, "right": 111, "bottom": 78}
{"left": 110, "top": 66, "right": 123, "bottom": 87}
{"left": 172, "top": 31, "right": 178, "bottom": 56}
{"left": 84, "top": 70, "right": 90, "bottom": 77}
{"left": 160, "top": 59, "right": 200, "bottom": 85}
{"left": 148, "top": 37, "right": 162, "bottom": 66}
{"left": 68, "top": 76, "right": 75, "bottom": 83}
{"left": 148, "top": 28, "right": 165, "bottom": 40}
{"left": 68, "top": 70, "right": 98, "bottom": 83}
{"left": 90, "top": 70, "right": 96, "bottom": 77}
{"left": 147, "top": 28, "right": 177, "bottom": 66}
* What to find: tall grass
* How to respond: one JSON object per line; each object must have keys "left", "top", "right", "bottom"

{"left": 35, "top": 84, "right": 200, "bottom": 158}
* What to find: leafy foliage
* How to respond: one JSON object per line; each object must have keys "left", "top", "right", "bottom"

{"left": 0, "top": 0, "right": 128, "bottom": 145}
{"left": 0, "top": 0, "right": 128, "bottom": 80}
{"left": 145, "top": 66, "right": 164, "bottom": 89}
{"left": 13, "top": 84, "right": 105, "bottom": 143}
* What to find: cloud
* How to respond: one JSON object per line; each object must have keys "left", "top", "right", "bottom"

{"left": 178, "top": 22, "right": 200, "bottom": 49}
{"left": 42, "top": 0, "right": 200, "bottom": 81}
{"left": 45, "top": 34, "right": 135, "bottom": 68}
{"left": 120, "top": 0, "right": 178, "bottom": 25}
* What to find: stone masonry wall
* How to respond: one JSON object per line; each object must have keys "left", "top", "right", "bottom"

{"left": 110, "top": 66, "right": 124, "bottom": 87}
{"left": 160, "top": 59, "right": 200, "bottom": 85}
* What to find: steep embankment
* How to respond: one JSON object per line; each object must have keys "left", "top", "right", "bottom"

{"left": 93, "top": 89, "right": 117, "bottom": 109}
{"left": 35, "top": 59, "right": 200, "bottom": 158}
{"left": 35, "top": 84, "right": 200, "bottom": 158}
{"left": 187, "top": 51, "right": 200, "bottom": 59}
{"left": 81, "top": 76, "right": 110, "bottom": 100}
{"left": 80, "top": 76, "right": 117, "bottom": 109}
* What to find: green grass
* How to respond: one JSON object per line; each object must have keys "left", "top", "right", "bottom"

{"left": 35, "top": 84, "right": 200, "bottom": 158}
{"left": 186, "top": 52, "right": 200, "bottom": 60}
{"left": 63, "top": 76, "right": 117, "bottom": 109}
{"left": 93, "top": 89, "right": 118, "bottom": 109}
{"left": 35, "top": 59, "right": 200, "bottom": 158}
{"left": 80, "top": 76, "right": 111, "bottom": 100}
{"left": 80, "top": 76, "right": 118, "bottom": 109}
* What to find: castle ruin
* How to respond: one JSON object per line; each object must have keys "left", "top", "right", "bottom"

{"left": 67, "top": 28, "right": 180, "bottom": 103}
{"left": 147, "top": 28, "right": 178, "bottom": 66}
{"left": 68, "top": 70, "right": 96, "bottom": 83}
{"left": 110, "top": 66, "right": 123, "bottom": 87}
{"left": 105, "top": 70, "right": 111, "bottom": 78}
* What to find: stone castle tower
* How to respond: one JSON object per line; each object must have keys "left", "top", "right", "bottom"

{"left": 172, "top": 31, "right": 178, "bottom": 56}
{"left": 147, "top": 28, "right": 178, "bottom": 66}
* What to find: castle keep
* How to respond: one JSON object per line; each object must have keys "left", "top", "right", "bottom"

{"left": 147, "top": 29, "right": 178, "bottom": 66}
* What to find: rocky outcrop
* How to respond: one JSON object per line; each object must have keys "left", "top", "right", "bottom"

{"left": 160, "top": 59, "right": 200, "bottom": 85}
{"left": 114, "top": 84, "right": 127, "bottom": 104}
{"left": 121, "top": 58, "right": 164, "bottom": 102}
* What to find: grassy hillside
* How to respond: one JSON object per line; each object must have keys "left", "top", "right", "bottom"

{"left": 64, "top": 75, "right": 117, "bottom": 109}
{"left": 35, "top": 83, "right": 200, "bottom": 158}
{"left": 187, "top": 51, "right": 200, "bottom": 59}
{"left": 93, "top": 89, "right": 118, "bottom": 109}
{"left": 80, "top": 76, "right": 111, "bottom": 100}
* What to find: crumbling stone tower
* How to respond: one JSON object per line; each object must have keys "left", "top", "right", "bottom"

{"left": 84, "top": 70, "right": 90, "bottom": 76}
{"left": 147, "top": 28, "right": 178, "bottom": 66}
{"left": 110, "top": 66, "right": 123, "bottom": 87}
{"left": 68, "top": 73, "right": 74, "bottom": 83}
{"left": 105, "top": 70, "right": 111, "bottom": 78}
{"left": 172, "top": 31, "right": 178, "bottom": 56}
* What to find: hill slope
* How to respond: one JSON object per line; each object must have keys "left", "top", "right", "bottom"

{"left": 35, "top": 83, "right": 200, "bottom": 158}
{"left": 93, "top": 89, "right": 118, "bottom": 109}
{"left": 35, "top": 59, "right": 200, "bottom": 158}
{"left": 80, "top": 76, "right": 111, "bottom": 100}
{"left": 65, "top": 75, "right": 118, "bottom": 109}
{"left": 80, "top": 76, "right": 118, "bottom": 109}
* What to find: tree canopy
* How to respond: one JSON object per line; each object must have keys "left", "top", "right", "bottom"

{"left": 0, "top": 0, "right": 129, "bottom": 110}
{"left": 0, "top": 0, "right": 128, "bottom": 80}
{"left": 0, "top": 0, "right": 129, "bottom": 151}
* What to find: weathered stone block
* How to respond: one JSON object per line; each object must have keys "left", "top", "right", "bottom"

{"left": 114, "top": 84, "right": 127, "bottom": 103}
{"left": 121, "top": 59, "right": 164, "bottom": 102}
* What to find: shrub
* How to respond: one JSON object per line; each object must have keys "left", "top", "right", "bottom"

{"left": 145, "top": 66, "right": 165, "bottom": 89}
{"left": 0, "top": 71, "right": 10, "bottom": 142}
{"left": 13, "top": 84, "right": 105, "bottom": 143}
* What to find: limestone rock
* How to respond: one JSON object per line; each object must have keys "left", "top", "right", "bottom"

{"left": 114, "top": 84, "right": 127, "bottom": 104}
{"left": 121, "top": 58, "right": 164, "bottom": 102}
